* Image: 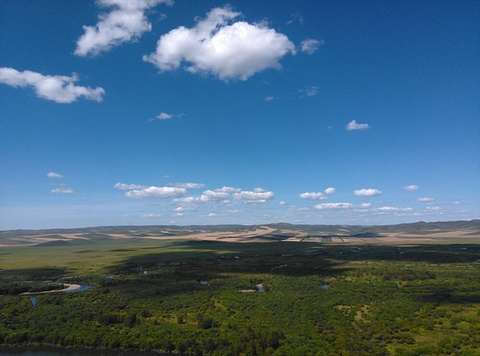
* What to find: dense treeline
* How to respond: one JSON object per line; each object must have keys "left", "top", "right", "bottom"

{"left": 0, "top": 282, "right": 65, "bottom": 295}
{"left": 0, "top": 243, "right": 479, "bottom": 355}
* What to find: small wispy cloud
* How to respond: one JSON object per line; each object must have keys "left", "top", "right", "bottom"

{"left": 264, "top": 96, "right": 274, "bottom": 101}
{"left": 300, "top": 39, "right": 324, "bottom": 54}
{"left": 124, "top": 186, "right": 186, "bottom": 198}
{"left": 47, "top": 172, "right": 64, "bottom": 179}
{"left": 346, "top": 120, "right": 370, "bottom": 131}
{"left": 354, "top": 188, "right": 382, "bottom": 197}
{"left": 156, "top": 112, "right": 173, "bottom": 120}
{"left": 152, "top": 112, "right": 185, "bottom": 121}
{"left": 286, "top": 13, "right": 304, "bottom": 26}
{"left": 403, "top": 185, "right": 419, "bottom": 191}
{"left": 172, "top": 182, "right": 206, "bottom": 189}
{"left": 52, "top": 187, "right": 74, "bottom": 194}
{"left": 143, "top": 213, "right": 162, "bottom": 218}
{"left": 377, "top": 206, "right": 413, "bottom": 212}
{"left": 298, "top": 86, "right": 318, "bottom": 97}
{"left": 324, "top": 187, "right": 336, "bottom": 195}
{"left": 417, "top": 197, "right": 435, "bottom": 203}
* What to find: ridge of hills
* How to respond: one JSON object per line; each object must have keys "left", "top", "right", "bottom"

{"left": 0, "top": 219, "right": 479, "bottom": 247}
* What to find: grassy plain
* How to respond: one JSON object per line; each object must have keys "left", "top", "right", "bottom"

{"left": 1, "top": 221, "right": 480, "bottom": 355}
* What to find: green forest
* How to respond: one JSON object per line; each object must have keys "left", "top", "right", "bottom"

{"left": 1, "top": 239, "right": 479, "bottom": 355}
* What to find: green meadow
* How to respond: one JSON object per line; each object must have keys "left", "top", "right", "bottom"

{"left": 1, "top": 235, "right": 480, "bottom": 355}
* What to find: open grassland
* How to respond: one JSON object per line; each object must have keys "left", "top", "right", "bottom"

{"left": 1, "top": 222, "right": 480, "bottom": 355}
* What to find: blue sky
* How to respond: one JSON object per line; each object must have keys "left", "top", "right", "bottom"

{"left": 1, "top": 0, "right": 479, "bottom": 229}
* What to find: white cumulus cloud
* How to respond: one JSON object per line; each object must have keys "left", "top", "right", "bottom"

{"left": 358, "top": 203, "right": 372, "bottom": 209}
{"left": 0, "top": 67, "right": 105, "bottom": 103}
{"left": 172, "top": 187, "right": 237, "bottom": 205}
{"left": 173, "top": 196, "right": 197, "bottom": 204}
{"left": 233, "top": 188, "right": 274, "bottom": 204}
{"left": 125, "top": 186, "right": 186, "bottom": 198}
{"left": 354, "top": 188, "right": 382, "bottom": 197}
{"left": 114, "top": 182, "right": 148, "bottom": 190}
{"left": 199, "top": 189, "right": 230, "bottom": 202}
{"left": 346, "top": 120, "right": 370, "bottom": 131}
{"left": 47, "top": 172, "right": 64, "bottom": 179}
{"left": 314, "top": 202, "right": 353, "bottom": 210}
{"left": 324, "top": 187, "right": 336, "bottom": 195}
{"left": 143, "top": 6, "right": 296, "bottom": 80}
{"left": 300, "top": 39, "right": 323, "bottom": 54}
{"left": 215, "top": 186, "right": 242, "bottom": 193}
{"left": 75, "top": 0, "right": 172, "bottom": 57}
{"left": 404, "top": 185, "right": 419, "bottom": 191}
{"left": 299, "top": 192, "right": 326, "bottom": 200}
{"left": 156, "top": 112, "right": 173, "bottom": 120}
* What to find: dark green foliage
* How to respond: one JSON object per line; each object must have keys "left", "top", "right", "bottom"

{"left": 0, "top": 243, "right": 479, "bottom": 355}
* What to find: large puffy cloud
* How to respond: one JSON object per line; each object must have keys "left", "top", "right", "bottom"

{"left": 173, "top": 186, "right": 242, "bottom": 207}
{"left": 179, "top": 187, "right": 241, "bottom": 203}
{"left": 299, "top": 192, "right": 326, "bottom": 200}
{"left": 346, "top": 120, "right": 370, "bottom": 131}
{"left": 75, "top": 0, "right": 172, "bottom": 57}
{"left": 200, "top": 189, "right": 230, "bottom": 201}
{"left": 0, "top": 67, "right": 105, "bottom": 103}
{"left": 354, "top": 188, "right": 382, "bottom": 197}
{"left": 143, "top": 6, "right": 296, "bottom": 80}
{"left": 125, "top": 186, "right": 186, "bottom": 198}
{"left": 233, "top": 188, "right": 274, "bottom": 204}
